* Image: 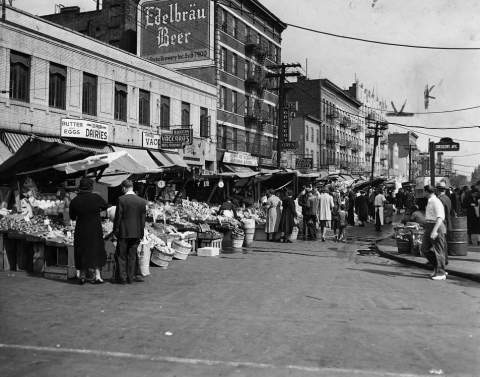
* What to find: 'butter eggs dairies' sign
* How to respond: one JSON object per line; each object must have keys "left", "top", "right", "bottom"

{"left": 60, "top": 118, "right": 109, "bottom": 142}
{"left": 140, "top": 0, "right": 211, "bottom": 64}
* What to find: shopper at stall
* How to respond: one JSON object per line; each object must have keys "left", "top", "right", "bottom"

{"left": 422, "top": 185, "right": 447, "bottom": 280}
{"left": 279, "top": 190, "right": 297, "bottom": 243}
{"left": 69, "top": 178, "right": 108, "bottom": 284}
{"left": 304, "top": 190, "right": 318, "bottom": 240}
{"left": 355, "top": 191, "right": 369, "bottom": 227}
{"left": 264, "top": 189, "right": 282, "bottom": 241}
{"left": 374, "top": 189, "right": 387, "bottom": 232}
{"left": 318, "top": 187, "right": 334, "bottom": 242}
{"left": 113, "top": 180, "right": 148, "bottom": 284}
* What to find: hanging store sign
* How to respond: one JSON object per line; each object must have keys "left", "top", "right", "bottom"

{"left": 142, "top": 132, "right": 161, "bottom": 149}
{"left": 280, "top": 141, "right": 298, "bottom": 150}
{"left": 139, "top": 0, "right": 211, "bottom": 64}
{"left": 295, "top": 158, "right": 313, "bottom": 170}
{"left": 280, "top": 108, "right": 290, "bottom": 143}
{"left": 160, "top": 128, "right": 193, "bottom": 149}
{"left": 223, "top": 151, "right": 258, "bottom": 167}
{"left": 60, "top": 118, "right": 109, "bottom": 142}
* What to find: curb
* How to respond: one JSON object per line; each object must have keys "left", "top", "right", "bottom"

{"left": 375, "top": 244, "right": 480, "bottom": 283}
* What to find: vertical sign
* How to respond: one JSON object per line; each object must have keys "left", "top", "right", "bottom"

{"left": 281, "top": 108, "right": 289, "bottom": 142}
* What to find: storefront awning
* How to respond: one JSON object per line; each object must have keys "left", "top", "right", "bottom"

{"left": 297, "top": 172, "right": 320, "bottom": 178}
{"left": 112, "top": 146, "right": 162, "bottom": 172}
{"left": 162, "top": 151, "right": 189, "bottom": 169}
{"left": 148, "top": 151, "right": 175, "bottom": 168}
{"left": 0, "top": 138, "right": 92, "bottom": 178}
{"left": 63, "top": 140, "right": 112, "bottom": 154}
{"left": 0, "top": 139, "right": 12, "bottom": 164}
{"left": 220, "top": 164, "right": 259, "bottom": 178}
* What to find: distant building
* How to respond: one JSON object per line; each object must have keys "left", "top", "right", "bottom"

{"left": 388, "top": 132, "right": 419, "bottom": 181}
{"left": 289, "top": 115, "right": 321, "bottom": 170}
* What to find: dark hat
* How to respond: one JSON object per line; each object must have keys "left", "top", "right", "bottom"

{"left": 436, "top": 181, "right": 447, "bottom": 189}
{"left": 78, "top": 177, "right": 93, "bottom": 192}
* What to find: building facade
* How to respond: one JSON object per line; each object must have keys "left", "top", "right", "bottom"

{"left": 286, "top": 78, "right": 363, "bottom": 174}
{"left": 42, "top": 0, "right": 286, "bottom": 171}
{"left": 289, "top": 115, "right": 321, "bottom": 170}
{"left": 388, "top": 132, "right": 418, "bottom": 181}
{"left": 1, "top": 6, "right": 217, "bottom": 171}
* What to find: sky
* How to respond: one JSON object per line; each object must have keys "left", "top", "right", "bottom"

{"left": 11, "top": 0, "right": 480, "bottom": 177}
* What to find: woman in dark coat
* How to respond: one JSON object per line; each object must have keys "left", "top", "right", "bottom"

{"left": 69, "top": 178, "right": 108, "bottom": 284}
{"left": 465, "top": 186, "right": 479, "bottom": 245}
{"left": 279, "top": 190, "right": 297, "bottom": 242}
{"left": 347, "top": 190, "right": 355, "bottom": 226}
{"left": 355, "top": 191, "right": 369, "bottom": 226}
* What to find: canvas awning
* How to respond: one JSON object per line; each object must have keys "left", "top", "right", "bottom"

{"left": 162, "top": 151, "right": 189, "bottom": 169}
{"left": 0, "top": 137, "right": 92, "bottom": 178}
{"left": 0, "top": 139, "right": 12, "bottom": 165}
{"left": 112, "top": 146, "right": 162, "bottom": 172}
{"left": 220, "top": 164, "right": 259, "bottom": 178}
{"left": 148, "top": 151, "right": 175, "bottom": 168}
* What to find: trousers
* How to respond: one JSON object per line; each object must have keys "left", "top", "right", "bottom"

{"left": 117, "top": 238, "right": 140, "bottom": 282}
{"left": 422, "top": 222, "right": 447, "bottom": 275}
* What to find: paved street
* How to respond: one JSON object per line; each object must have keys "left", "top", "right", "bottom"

{"left": 1, "top": 229, "right": 479, "bottom": 377}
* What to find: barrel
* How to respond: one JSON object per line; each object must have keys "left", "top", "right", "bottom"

{"left": 243, "top": 219, "right": 255, "bottom": 247}
{"left": 448, "top": 216, "right": 468, "bottom": 256}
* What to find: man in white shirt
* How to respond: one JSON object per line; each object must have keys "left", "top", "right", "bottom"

{"left": 318, "top": 187, "right": 334, "bottom": 242}
{"left": 422, "top": 185, "right": 447, "bottom": 280}
{"left": 374, "top": 189, "right": 387, "bottom": 231}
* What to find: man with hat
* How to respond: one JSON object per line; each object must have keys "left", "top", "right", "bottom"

{"left": 436, "top": 180, "right": 452, "bottom": 265}
{"left": 422, "top": 185, "right": 447, "bottom": 280}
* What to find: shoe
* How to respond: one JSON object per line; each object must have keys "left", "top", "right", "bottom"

{"left": 91, "top": 279, "right": 104, "bottom": 284}
{"left": 285, "top": 239, "right": 293, "bottom": 243}
{"left": 322, "top": 238, "right": 325, "bottom": 242}
{"left": 431, "top": 274, "right": 447, "bottom": 281}
{"left": 133, "top": 276, "right": 144, "bottom": 282}
{"left": 79, "top": 278, "right": 86, "bottom": 285}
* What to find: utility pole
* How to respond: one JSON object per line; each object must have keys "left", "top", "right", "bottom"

{"left": 267, "top": 63, "right": 301, "bottom": 168}
{"left": 408, "top": 144, "right": 413, "bottom": 182}
{"left": 367, "top": 120, "right": 388, "bottom": 181}
{"left": 429, "top": 141, "right": 436, "bottom": 186}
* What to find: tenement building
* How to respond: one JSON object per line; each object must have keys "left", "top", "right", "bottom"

{"left": 42, "top": 0, "right": 287, "bottom": 172}
{"left": 0, "top": 5, "right": 217, "bottom": 171}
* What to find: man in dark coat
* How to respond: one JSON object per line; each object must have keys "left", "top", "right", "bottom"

{"left": 69, "top": 177, "right": 108, "bottom": 284}
{"left": 355, "top": 191, "right": 369, "bottom": 226}
{"left": 114, "top": 180, "right": 148, "bottom": 284}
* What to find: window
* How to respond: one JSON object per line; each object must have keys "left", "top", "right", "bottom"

{"left": 231, "top": 91, "right": 237, "bottom": 113}
{"left": 231, "top": 53, "right": 238, "bottom": 75}
{"left": 220, "top": 9, "right": 227, "bottom": 32}
{"left": 181, "top": 102, "right": 190, "bottom": 126}
{"left": 245, "top": 95, "right": 251, "bottom": 115}
{"left": 49, "top": 62, "right": 66, "bottom": 109}
{"left": 10, "top": 51, "right": 31, "bottom": 102}
{"left": 219, "top": 86, "right": 226, "bottom": 110}
{"left": 245, "top": 61, "right": 250, "bottom": 79}
{"left": 305, "top": 127, "right": 309, "bottom": 141}
{"left": 245, "top": 26, "right": 251, "bottom": 41}
{"left": 232, "top": 17, "right": 238, "bottom": 38}
{"left": 82, "top": 73, "right": 97, "bottom": 115}
{"left": 139, "top": 89, "right": 150, "bottom": 126}
{"left": 220, "top": 47, "right": 227, "bottom": 71}
{"left": 114, "top": 82, "right": 127, "bottom": 121}
{"left": 200, "top": 107, "right": 209, "bottom": 138}
{"left": 160, "top": 95, "right": 170, "bottom": 130}
{"left": 217, "top": 124, "right": 226, "bottom": 149}
{"left": 316, "top": 129, "right": 319, "bottom": 144}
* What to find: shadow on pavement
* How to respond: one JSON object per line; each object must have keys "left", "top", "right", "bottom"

{"left": 347, "top": 267, "right": 428, "bottom": 279}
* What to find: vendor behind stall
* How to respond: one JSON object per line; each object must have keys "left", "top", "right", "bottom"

{"left": 219, "top": 198, "right": 238, "bottom": 219}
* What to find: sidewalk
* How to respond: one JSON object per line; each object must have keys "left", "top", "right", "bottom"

{"left": 376, "top": 237, "right": 480, "bottom": 282}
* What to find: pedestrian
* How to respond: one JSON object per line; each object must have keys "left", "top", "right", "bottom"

{"left": 264, "top": 189, "right": 282, "bottom": 241}
{"left": 347, "top": 190, "right": 355, "bottom": 226}
{"left": 355, "top": 190, "right": 369, "bottom": 226}
{"left": 297, "top": 185, "right": 311, "bottom": 240}
{"left": 368, "top": 189, "right": 376, "bottom": 222}
{"left": 337, "top": 204, "right": 347, "bottom": 242}
{"left": 113, "top": 179, "right": 148, "bottom": 284}
{"left": 279, "top": 190, "right": 297, "bottom": 243}
{"left": 374, "top": 189, "right": 387, "bottom": 232}
{"left": 464, "top": 185, "right": 478, "bottom": 245}
{"left": 318, "top": 187, "right": 334, "bottom": 242}
{"left": 69, "top": 177, "right": 108, "bottom": 284}
{"left": 304, "top": 190, "right": 318, "bottom": 240}
{"left": 421, "top": 185, "right": 447, "bottom": 280}
{"left": 436, "top": 181, "right": 452, "bottom": 265}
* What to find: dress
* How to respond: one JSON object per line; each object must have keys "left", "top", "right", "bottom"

{"left": 265, "top": 194, "right": 281, "bottom": 233}
{"left": 279, "top": 197, "right": 296, "bottom": 236}
{"left": 318, "top": 193, "right": 334, "bottom": 221}
{"left": 347, "top": 192, "right": 355, "bottom": 225}
{"left": 69, "top": 192, "right": 108, "bottom": 270}
{"left": 355, "top": 195, "right": 369, "bottom": 223}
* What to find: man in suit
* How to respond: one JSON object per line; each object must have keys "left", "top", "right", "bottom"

{"left": 114, "top": 180, "right": 147, "bottom": 284}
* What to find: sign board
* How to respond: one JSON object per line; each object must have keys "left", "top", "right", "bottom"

{"left": 280, "top": 141, "right": 298, "bottom": 150}
{"left": 223, "top": 151, "right": 258, "bottom": 167}
{"left": 434, "top": 142, "right": 460, "bottom": 152}
{"left": 280, "top": 108, "right": 290, "bottom": 143}
{"left": 142, "top": 132, "right": 161, "bottom": 149}
{"left": 61, "top": 118, "right": 109, "bottom": 142}
{"left": 139, "top": 0, "right": 211, "bottom": 64}
{"left": 181, "top": 138, "right": 205, "bottom": 166}
{"left": 160, "top": 128, "right": 193, "bottom": 149}
{"left": 295, "top": 158, "right": 313, "bottom": 170}
{"left": 286, "top": 102, "right": 298, "bottom": 111}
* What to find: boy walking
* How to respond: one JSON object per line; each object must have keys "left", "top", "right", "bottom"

{"left": 337, "top": 204, "right": 347, "bottom": 242}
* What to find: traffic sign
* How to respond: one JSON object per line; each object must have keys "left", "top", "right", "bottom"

{"left": 280, "top": 141, "right": 298, "bottom": 150}
{"left": 434, "top": 137, "right": 459, "bottom": 152}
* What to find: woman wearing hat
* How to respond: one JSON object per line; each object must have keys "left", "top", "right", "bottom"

{"left": 69, "top": 178, "right": 108, "bottom": 284}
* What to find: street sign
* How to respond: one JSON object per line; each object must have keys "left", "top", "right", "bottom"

{"left": 434, "top": 137, "right": 459, "bottom": 152}
{"left": 295, "top": 158, "right": 313, "bottom": 170}
{"left": 280, "top": 141, "right": 298, "bottom": 150}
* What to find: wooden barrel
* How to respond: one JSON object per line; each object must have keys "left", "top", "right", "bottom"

{"left": 448, "top": 216, "right": 468, "bottom": 256}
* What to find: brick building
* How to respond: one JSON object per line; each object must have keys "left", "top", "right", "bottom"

{"left": 289, "top": 115, "right": 322, "bottom": 170}
{"left": 1, "top": 6, "right": 217, "bottom": 171}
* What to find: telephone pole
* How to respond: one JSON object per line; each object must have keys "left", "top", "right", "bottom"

{"left": 266, "top": 63, "right": 301, "bottom": 168}
{"left": 367, "top": 120, "right": 388, "bottom": 181}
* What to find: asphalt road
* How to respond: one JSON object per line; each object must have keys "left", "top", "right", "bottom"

{"left": 0, "top": 235, "right": 479, "bottom": 377}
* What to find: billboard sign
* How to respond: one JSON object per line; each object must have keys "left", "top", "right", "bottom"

{"left": 139, "top": 0, "right": 211, "bottom": 64}
{"left": 295, "top": 158, "right": 313, "bottom": 170}
{"left": 142, "top": 132, "right": 162, "bottom": 149}
{"left": 160, "top": 127, "right": 193, "bottom": 149}
{"left": 60, "top": 118, "right": 109, "bottom": 142}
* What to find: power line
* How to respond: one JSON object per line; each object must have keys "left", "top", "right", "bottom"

{"left": 286, "top": 23, "right": 480, "bottom": 51}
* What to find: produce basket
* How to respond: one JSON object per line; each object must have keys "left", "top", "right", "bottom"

{"left": 151, "top": 248, "right": 173, "bottom": 268}
{"left": 172, "top": 240, "right": 192, "bottom": 260}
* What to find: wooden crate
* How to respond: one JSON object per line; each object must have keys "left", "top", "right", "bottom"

{"left": 44, "top": 242, "right": 76, "bottom": 280}
{"left": 198, "top": 238, "right": 222, "bottom": 250}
